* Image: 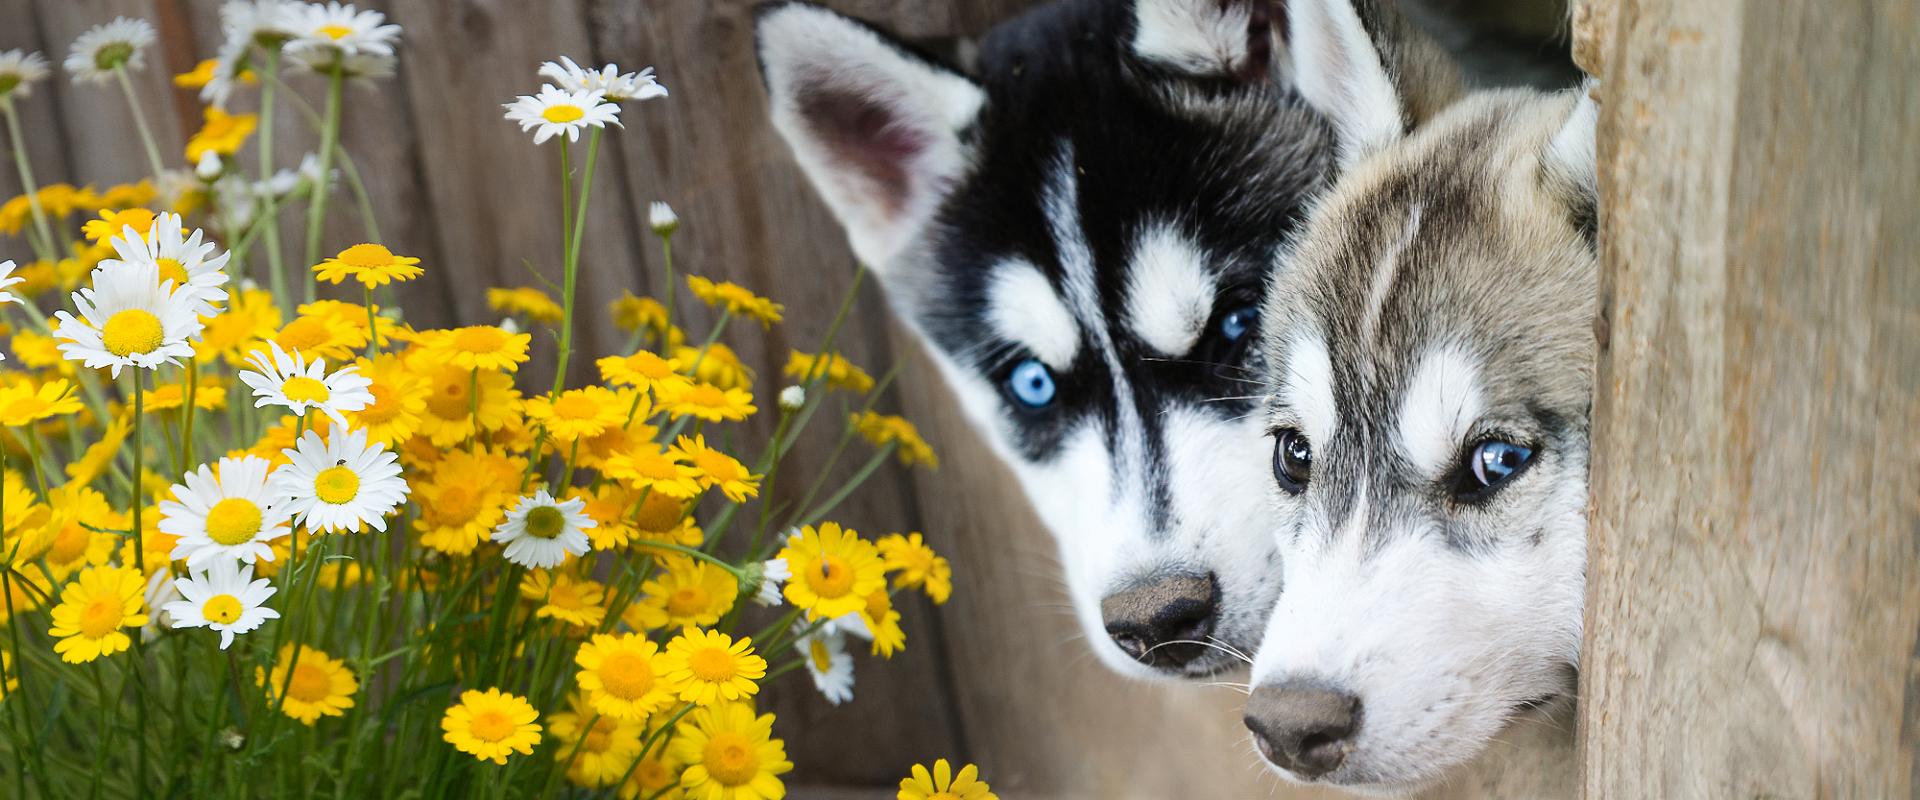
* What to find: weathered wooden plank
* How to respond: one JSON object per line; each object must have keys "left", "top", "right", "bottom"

{"left": 0, "top": 0, "right": 76, "bottom": 209}
{"left": 28, "top": 0, "right": 189, "bottom": 186}
{"left": 1579, "top": 0, "right": 1920, "bottom": 795}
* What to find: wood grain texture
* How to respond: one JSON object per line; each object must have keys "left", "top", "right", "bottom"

{"left": 1579, "top": 0, "right": 1920, "bottom": 795}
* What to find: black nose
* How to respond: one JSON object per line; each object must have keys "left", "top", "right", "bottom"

{"left": 1244, "top": 683, "right": 1362, "bottom": 780}
{"left": 1099, "top": 572, "right": 1218, "bottom": 669}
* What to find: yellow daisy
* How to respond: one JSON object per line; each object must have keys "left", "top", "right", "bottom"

{"left": 669, "top": 703, "right": 791, "bottom": 800}
{"left": 610, "top": 291, "right": 668, "bottom": 334}
{"left": 858, "top": 587, "right": 907, "bottom": 658}
{"left": 573, "top": 484, "right": 641, "bottom": 550}
{"left": 184, "top": 106, "right": 257, "bottom": 162}
{"left": 658, "top": 381, "right": 756, "bottom": 423}
{"left": 596, "top": 349, "right": 691, "bottom": 393}
{"left": 785, "top": 350, "right": 875, "bottom": 394}
{"left": 877, "top": 532, "right": 953, "bottom": 605}
{"left": 47, "top": 565, "right": 148, "bottom": 664}
{"left": 672, "top": 343, "right": 752, "bottom": 391}
{"left": 312, "top": 243, "right": 423, "bottom": 288}
{"left": 138, "top": 375, "right": 228, "bottom": 414}
{"left": 525, "top": 385, "right": 626, "bottom": 443}
{"left": 196, "top": 287, "right": 281, "bottom": 365}
{"left": 776, "top": 522, "right": 886, "bottom": 621}
{"left": 519, "top": 570, "right": 607, "bottom": 629}
{"left": 257, "top": 643, "right": 359, "bottom": 725}
{"left": 300, "top": 299, "right": 399, "bottom": 352}
{"left": 414, "top": 363, "right": 522, "bottom": 448}
{"left": 0, "top": 378, "right": 81, "bottom": 426}
{"left": 441, "top": 688, "right": 542, "bottom": 765}
{"left": 630, "top": 491, "right": 702, "bottom": 548}
{"left": 603, "top": 443, "right": 702, "bottom": 499}
{"left": 631, "top": 556, "right": 740, "bottom": 631}
{"left": 547, "top": 692, "right": 646, "bottom": 788}
{"left": 37, "top": 484, "right": 124, "bottom": 579}
{"left": 577, "top": 393, "right": 660, "bottom": 470}
{"left": 81, "top": 207, "right": 156, "bottom": 243}
{"left": 671, "top": 435, "right": 761, "bottom": 503}
{"left": 10, "top": 329, "right": 76, "bottom": 376}
{"left": 64, "top": 415, "right": 130, "bottom": 486}
{"left": 414, "top": 448, "right": 522, "bottom": 556}
{"left": 685, "top": 275, "right": 783, "bottom": 327}
{"left": 415, "top": 325, "right": 531, "bottom": 373}
{"left": 618, "top": 744, "right": 684, "bottom": 800}
{"left": 898, "top": 759, "right": 998, "bottom": 800}
{"left": 347, "top": 353, "right": 429, "bottom": 446}
{"left": 573, "top": 633, "right": 674, "bottom": 721}
{"left": 851, "top": 411, "right": 939, "bottom": 468}
{"left": 267, "top": 312, "right": 363, "bottom": 363}
{"left": 487, "top": 286, "right": 564, "bottom": 324}
{"left": 657, "top": 629, "right": 766, "bottom": 707}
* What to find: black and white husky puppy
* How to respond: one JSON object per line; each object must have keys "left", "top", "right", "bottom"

{"left": 1240, "top": 0, "right": 1597, "bottom": 791}
{"left": 756, "top": 0, "right": 1347, "bottom": 678}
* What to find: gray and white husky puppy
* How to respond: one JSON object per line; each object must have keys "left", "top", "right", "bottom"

{"left": 1238, "top": 0, "right": 1598, "bottom": 790}
{"left": 756, "top": 0, "right": 1366, "bottom": 679}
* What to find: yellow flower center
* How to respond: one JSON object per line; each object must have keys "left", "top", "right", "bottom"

{"left": 202, "top": 594, "right": 243, "bottom": 624}
{"left": 541, "top": 104, "right": 586, "bottom": 124}
{"left": 633, "top": 493, "right": 684, "bottom": 533}
{"left": 451, "top": 326, "right": 507, "bottom": 354}
{"left": 48, "top": 521, "right": 90, "bottom": 565}
{"left": 809, "top": 639, "right": 834, "bottom": 673}
{"left": 0, "top": 394, "right": 48, "bottom": 422}
{"left": 804, "top": 556, "right": 854, "bottom": 599}
{"left": 278, "top": 317, "right": 331, "bottom": 351}
{"left": 357, "top": 383, "right": 401, "bottom": 423}
{"left": 79, "top": 596, "right": 123, "bottom": 639}
{"left": 287, "top": 663, "right": 332, "bottom": 702}
{"left": 468, "top": 710, "right": 517, "bottom": 743}
{"left": 551, "top": 394, "right": 599, "bottom": 421}
{"left": 683, "top": 384, "right": 727, "bottom": 407}
{"left": 205, "top": 498, "right": 265, "bottom": 545}
{"left": 634, "top": 756, "right": 673, "bottom": 790}
{"left": 597, "top": 650, "right": 655, "bottom": 699}
{"left": 156, "top": 257, "right": 189, "bottom": 287}
{"left": 692, "top": 450, "right": 742, "bottom": 482}
{"left": 864, "top": 589, "right": 889, "bottom": 619}
{"left": 702, "top": 732, "right": 761, "bottom": 786}
{"left": 523, "top": 506, "right": 566, "bottom": 540}
{"left": 687, "top": 646, "right": 738, "bottom": 683}
{"left": 667, "top": 586, "right": 709, "bottom": 618}
{"left": 545, "top": 581, "right": 583, "bottom": 610}
{"left": 424, "top": 378, "right": 470, "bottom": 420}
{"left": 431, "top": 486, "right": 480, "bottom": 525}
{"left": 281, "top": 375, "right": 331, "bottom": 404}
{"left": 316, "top": 24, "right": 353, "bottom": 41}
{"left": 313, "top": 465, "right": 361, "bottom": 505}
{"left": 336, "top": 243, "right": 394, "bottom": 268}
{"left": 581, "top": 718, "right": 616, "bottom": 753}
{"left": 102, "top": 309, "right": 165, "bottom": 357}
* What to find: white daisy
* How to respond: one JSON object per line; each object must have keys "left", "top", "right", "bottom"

{"left": 162, "top": 455, "right": 296, "bottom": 568}
{"left": 221, "top": 0, "right": 303, "bottom": 47}
{"left": 64, "top": 17, "right": 157, "bottom": 84}
{"left": 491, "top": 489, "right": 595, "bottom": 569}
{"left": 0, "top": 259, "right": 21, "bottom": 305}
{"left": 270, "top": 427, "right": 409, "bottom": 533}
{"left": 105, "top": 212, "right": 232, "bottom": 318}
{"left": 53, "top": 258, "right": 203, "bottom": 377}
{"left": 537, "top": 57, "right": 668, "bottom": 104}
{"left": 0, "top": 49, "right": 51, "bottom": 99}
{"left": 163, "top": 559, "right": 280, "bottom": 650}
{"left": 648, "top": 200, "right": 679, "bottom": 236}
{"left": 797, "top": 624, "right": 855, "bottom": 705}
{"left": 238, "top": 340, "right": 372, "bottom": 427}
{"left": 502, "top": 84, "right": 620, "bottom": 145}
{"left": 284, "top": 2, "right": 400, "bottom": 69}
{"left": 752, "top": 557, "right": 790, "bottom": 607}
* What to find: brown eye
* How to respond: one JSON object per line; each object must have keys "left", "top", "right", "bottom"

{"left": 1272, "top": 427, "right": 1311, "bottom": 494}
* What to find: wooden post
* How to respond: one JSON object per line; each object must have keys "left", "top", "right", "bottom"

{"left": 1578, "top": 0, "right": 1920, "bottom": 795}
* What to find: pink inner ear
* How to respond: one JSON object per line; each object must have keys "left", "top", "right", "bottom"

{"left": 797, "top": 85, "right": 932, "bottom": 218}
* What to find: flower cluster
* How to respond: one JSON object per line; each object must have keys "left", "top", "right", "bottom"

{"left": 0, "top": 5, "right": 980, "bottom": 798}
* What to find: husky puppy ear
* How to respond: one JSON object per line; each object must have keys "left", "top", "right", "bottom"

{"left": 1542, "top": 84, "right": 1599, "bottom": 208}
{"left": 1286, "top": 0, "right": 1462, "bottom": 167}
{"left": 1129, "top": 0, "right": 1281, "bottom": 82}
{"left": 755, "top": 2, "right": 986, "bottom": 272}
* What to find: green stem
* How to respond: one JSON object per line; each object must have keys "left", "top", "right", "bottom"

{"left": 180, "top": 360, "right": 198, "bottom": 474}
{"left": 1, "top": 97, "right": 57, "bottom": 263}
{"left": 256, "top": 48, "right": 285, "bottom": 295}
{"left": 660, "top": 235, "right": 676, "bottom": 336}
{"left": 113, "top": 65, "right": 168, "bottom": 178}
{"left": 302, "top": 61, "right": 345, "bottom": 300}
{"left": 129, "top": 375, "right": 150, "bottom": 799}
{"left": 552, "top": 128, "right": 603, "bottom": 394}
{"left": 799, "top": 445, "right": 896, "bottom": 526}
{"left": 364, "top": 285, "right": 379, "bottom": 358}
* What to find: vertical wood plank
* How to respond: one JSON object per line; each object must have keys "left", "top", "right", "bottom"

{"left": 29, "top": 0, "right": 188, "bottom": 186}
{"left": 0, "top": 0, "right": 75, "bottom": 206}
{"left": 1580, "top": 0, "right": 1920, "bottom": 794}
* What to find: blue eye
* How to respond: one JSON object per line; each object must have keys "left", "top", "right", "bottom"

{"left": 1219, "top": 306, "right": 1257, "bottom": 343}
{"left": 1468, "top": 440, "right": 1534, "bottom": 490}
{"left": 1007, "top": 359, "right": 1057, "bottom": 408}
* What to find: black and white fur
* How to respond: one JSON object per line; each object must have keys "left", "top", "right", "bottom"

{"left": 1243, "top": 0, "right": 1597, "bottom": 790}
{"left": 756, "top": 0, "right": 1337, "bottom": 679}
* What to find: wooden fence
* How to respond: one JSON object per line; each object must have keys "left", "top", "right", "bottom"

{"left": 4, "top": 0, "right": 1912, "bottom": 797}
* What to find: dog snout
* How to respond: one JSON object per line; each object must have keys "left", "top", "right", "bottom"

{"left": 1099, "top": 572, "right": 1218, "bottom": 669}
{"left": 1244, "top": 682, "right": 1362, "bottom": 780}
